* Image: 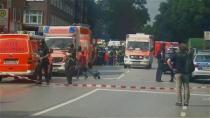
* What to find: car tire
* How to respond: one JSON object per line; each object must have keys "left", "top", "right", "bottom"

{"left": 124, "top": 64, "right": 127, "bottom": 68}
{"left": 0, "top": 76, "right": 2, "bottom": 82}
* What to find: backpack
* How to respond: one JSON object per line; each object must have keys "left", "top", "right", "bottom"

{"left": 175, "top": 52, "right": 195, "bottom": 74}
{"left": 185, "top": 53, "right": 195, "bottom": 73}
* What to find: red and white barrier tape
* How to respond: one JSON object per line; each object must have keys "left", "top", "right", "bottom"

{"left": 50, "top": 83, "right": 210, "bottom": 91}
{"left": 7, "top": 74, "right": 39, "bottom": 83}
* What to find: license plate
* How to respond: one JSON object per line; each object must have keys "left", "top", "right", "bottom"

{"left": 4, "top": 60, "right": 18, "bottom": 64}
{"left": 133, "top": 62, "right": 140, "bottom": 64}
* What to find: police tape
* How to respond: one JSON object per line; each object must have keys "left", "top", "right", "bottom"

{"left": 7, "top": 73, "right": 40, "bottom": 83}
{"left": 49, "top": 83, "right": 210, "bottom": 91}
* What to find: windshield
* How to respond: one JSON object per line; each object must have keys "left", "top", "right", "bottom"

{"left": 45, "top": 38, "right": 74, "bottom": 50}
{"left": 127, "top": 41, "right": 149, "bottom": 50}
{"left": 195, "top": 55, "right": 210, "bottom": 62}
{"left": 0, "top": 39, "right": 28, "bottom": 53}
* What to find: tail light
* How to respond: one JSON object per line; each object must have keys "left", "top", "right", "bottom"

{"left": 28, "top": 57, "right": 33, "bottom": 64}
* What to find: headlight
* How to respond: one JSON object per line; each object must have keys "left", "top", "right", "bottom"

{"left": 124, "top": 55, "right": 128, "bottom": 58}
{"left": 144, "top": 56, "right": 149, "bottom": 59}
{"left": 130, "top": 55, "right": 134, "bottom": 58}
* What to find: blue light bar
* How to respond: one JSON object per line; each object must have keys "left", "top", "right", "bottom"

{"left": 43, "top": 26, "right": 49, "bottom": 33}
{"left": 69, "top": 27, "right": 76, "bottom": 33}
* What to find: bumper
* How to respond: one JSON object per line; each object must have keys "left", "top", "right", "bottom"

{"left": 0, "top": 70, "right": 34, "bottom": 76}
{"left": 124, "top": 59, "right": 151, "bottom": 67}
{"left": 52, "top": 63, "right": 65, "bottom": 73}
{"left": 192, "top": 70, "right": 210, "bottom": 77}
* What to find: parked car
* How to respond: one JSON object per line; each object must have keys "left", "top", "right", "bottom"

{"left": 191, "top": 51, "right": 210, "bottom": 80}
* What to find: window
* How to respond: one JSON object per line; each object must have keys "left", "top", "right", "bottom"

{"left": 23, "top": 10, "right": 43, "bottom": 25}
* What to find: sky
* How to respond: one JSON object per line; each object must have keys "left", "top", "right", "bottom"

{"left": 145, "top": 0, "right": 167, "bottom": 25}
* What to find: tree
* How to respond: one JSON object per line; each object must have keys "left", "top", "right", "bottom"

{"left": 153, "top": 0, "right": 210, "bottom": 42}
{"left": 96, "top": 0, "right": 150, "bottom": 40}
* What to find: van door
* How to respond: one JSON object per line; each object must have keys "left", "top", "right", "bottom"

{"left": 0, "top": 38, "right": 32, "bottom": 72}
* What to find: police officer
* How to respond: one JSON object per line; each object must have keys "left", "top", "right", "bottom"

{"left": 37, "top": 39, "right": 50, "bottom": 85}
{"left": 156, "top": 45, "right": 165, "bottom": 82}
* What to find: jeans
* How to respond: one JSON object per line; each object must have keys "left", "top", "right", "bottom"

{"left": 175, "top": 73, "right": 190, "bottom": 105}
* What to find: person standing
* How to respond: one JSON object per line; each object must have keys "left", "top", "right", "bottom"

{"left": 156, "top": 45, "right": 165, "bottom": 82}
{"left": 76, "top": 47, "right": 88, "bottom": 79}
{"left": 65, "top": 44, "right": 76, "bottom": 84}
{"left": 168, "top": 48, "right": 176, "bottom": 82}
{"left": 167, "top": 43, "right": 194, "bottom": 106}
{"left": 37, "top": 39, "right": 50, "bottom": 85}
{"left": 103, "top": 51, "right": 109, "bottom": 65}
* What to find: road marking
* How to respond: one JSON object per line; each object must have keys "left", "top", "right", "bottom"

{"left": 102, "top": 70, "right": 129, "bottom": 80}
{"left": 31, "top": 89, "right": 99, "bottom": 116}
{"left": 96, "top": 89, "right": 210, "bottom": 96}
{"left": 180, "top": 111, "right": 186, "bottom": 117}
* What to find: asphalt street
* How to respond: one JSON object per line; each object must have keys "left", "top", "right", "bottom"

{"left": 0, "top": 62, "right": 210, "bottom": 118}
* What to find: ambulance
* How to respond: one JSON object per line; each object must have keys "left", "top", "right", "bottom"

{"left": 43, "top": 25, "right": 94, "bottom": 73}
{"left": 124, "top": 33, "right": 154, "bottom": 68}
{"left": 0, "top": 34, "right": 42, "bottom": 82}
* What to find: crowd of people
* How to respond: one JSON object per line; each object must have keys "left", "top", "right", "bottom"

{"left": 95, "top": 46, "right": 125, "bottom": 66}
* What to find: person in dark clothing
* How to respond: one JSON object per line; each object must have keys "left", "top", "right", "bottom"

{"left": 168, "top": 48, "right": 176, "bottom": 82}
{"left": 37, "top": 39, "right": 50, "bottom": 85}
{"left": 65, "top": 44, "right": 76, "bottom": 84}
{"left": 156, "top": 45, "right": 165, "bottom": 82}
{"left": 168, "top": 43, "right": 194, "bottom": 106}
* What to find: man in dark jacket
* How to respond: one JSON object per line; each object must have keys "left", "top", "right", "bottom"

{"left": 167, "top": 43, "right": 193, "bottom": 106}
{"left": 37, "top": 39, "right": 50, "bottom": 85}
{"left": 156, "top": 45, "right": 165, "bottom": 82}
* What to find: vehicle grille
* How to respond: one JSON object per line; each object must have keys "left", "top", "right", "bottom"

{"left": 130, "top": 55, "right": 143, "bottom": 59}
{"left": 52, "top": 57, "right": 64, "bottom": 63}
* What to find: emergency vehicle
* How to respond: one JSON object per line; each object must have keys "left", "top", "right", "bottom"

{"left": 124, "top": 33, "right": 154, "bottom": 68}
{"left": 154, "top": 41, "right": 179, "bottom": 57}
{"left": 43, "top": 25, "right": 94, "bottom": 73}
{"left": 0, "top": 34, "right": 42, "bottom": 82}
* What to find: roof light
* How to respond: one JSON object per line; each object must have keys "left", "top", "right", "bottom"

{"left": 43, "top": 26, "right": 49, "bottom": 33}
{"left": 69, "top": 27, "right": 76, "bottom": 33}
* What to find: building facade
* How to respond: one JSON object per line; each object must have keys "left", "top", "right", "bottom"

{"left": 0, "top": 0, "right": 88, "bottom": 33}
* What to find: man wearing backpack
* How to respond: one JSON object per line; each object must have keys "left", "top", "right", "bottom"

{"left": 167, "top": 43, "right": 195, "bottom": 106}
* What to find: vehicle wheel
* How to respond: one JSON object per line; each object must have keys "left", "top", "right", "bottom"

{"left": 0, "top": 76, "right": 2, "bottom": 82}
{"left": 124, "top": 64, "right": 127, "bottom": 68}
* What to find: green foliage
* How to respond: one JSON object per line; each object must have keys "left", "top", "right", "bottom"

{"left": 153, "top": 0, "right": 210, "bottom": 42}
{"left": 95, "top": 0, "right": 150, "bottom": 40}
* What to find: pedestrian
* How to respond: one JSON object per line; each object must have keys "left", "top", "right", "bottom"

{"left": 76, "top": 47, "right": 88, "bottom": 79}
{"left": 37, "top": 39, "right": 50, "bottom": 85}
{"left": 155, "top": 45, "right": 165, "bottom": 82}
{"left": 65, "top": 44, "right": 76, "bottom": 84}
{"left": 167, "top": 43, "right": 195, "bottom": 106}
{"left": 167, "top": 48, "right": 176, "bottom": 82}
{"left": 103, "top": 51, "right": 109, "bottom": 65}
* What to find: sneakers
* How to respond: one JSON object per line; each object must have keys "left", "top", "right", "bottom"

{"left": 176, "top": 102, "right": 189, "bottom": 106}
{"left": 184, "top": 103, "right": 189, "bottom": 106}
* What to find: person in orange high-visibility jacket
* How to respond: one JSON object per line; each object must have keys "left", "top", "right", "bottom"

{"left": 76, "top": 47, "right": 88, "bottom": 79}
